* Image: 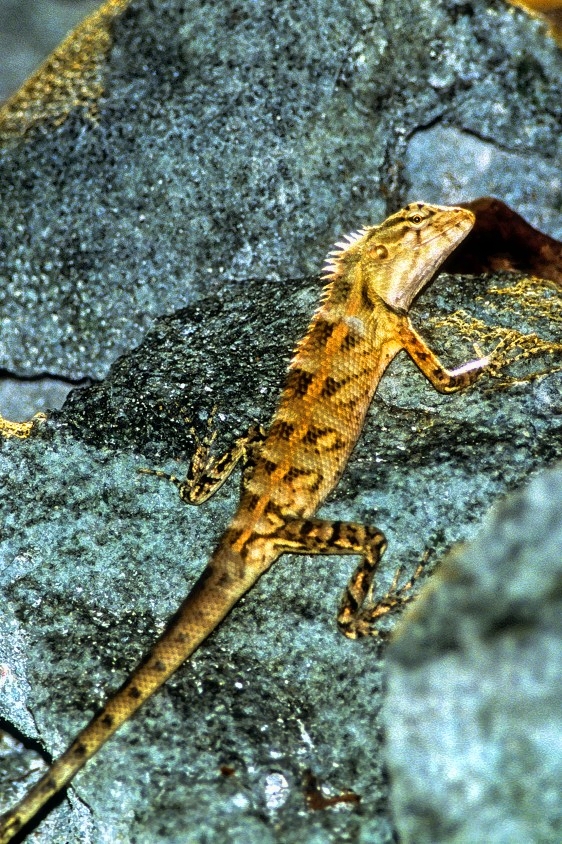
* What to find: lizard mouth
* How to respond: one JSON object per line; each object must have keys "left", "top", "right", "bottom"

{"left": 378, "top": 210, "right": 475, "bottom": 313}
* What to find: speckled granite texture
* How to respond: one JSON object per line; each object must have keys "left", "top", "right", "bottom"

{"left": 384, "top": 464, "right": 562, "bottom": 843}
{"left": 0, "top": 0, "right": 561, "bottom": 842}
{"left": 0, "top": 0, "right": 560, "bottom": 381}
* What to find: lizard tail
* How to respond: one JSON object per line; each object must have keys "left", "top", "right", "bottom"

{"left": 0, "top": 543, "right": 257, "bottom": 843}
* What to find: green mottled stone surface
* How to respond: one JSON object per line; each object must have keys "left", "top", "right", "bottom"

{"left": 0, "top": 0, "right": 561, "bottom": 841}
{"left": 1, "top": 266, "right": 562, "bottom": 842}
{"left": 384, "top": 464, "right": 562, "bottom": 843}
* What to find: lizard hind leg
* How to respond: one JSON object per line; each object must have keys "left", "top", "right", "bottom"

{"left": 272, "top": 517, "right": 420, "bottom": 639}
{"left": 338, "top": 555, "right": 426, "bottom": 639}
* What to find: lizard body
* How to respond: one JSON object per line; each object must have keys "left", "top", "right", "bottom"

{"left": 0, "top": 202, "right": 488, "bottom": 842}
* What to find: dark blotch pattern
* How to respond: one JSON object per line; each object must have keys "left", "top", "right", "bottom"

{"left": 245, "top": 492, "right": 260, "bottom": 511}
{"left": 321, "top": 376, "right": 344, "bottom": 398}
{"left": 308, "top": 318, "right": 336, "bottom": 348}
{"left": 361, "top": 280, "right": 376, "bottom": 311}
{"left": 299, "top": 521, "right": 315, "bottom": 536}
{"left": 303, "top": 425, "right": 325, "bottom": 444}
{"left": 224, "top": 526, "right": 243, "bottom": 546}
{"left": 308, "top": 477, "right": 322, "bottom": 494}
{"left": 270, "top": 420, "right": 295, "bottom": 440}
{"left": 340, "top": 330, "right": 360, "bottom": 351}
{"left": 284, "top": 465, "right": 312, "bottom": 482}
{"left": 330, "top": 522, "right": 342, "bottom": 544}
{"left": 286, "top": 367, "right": 315, "bottom": 398}
{"left": 264, "top": 499, "right": 285, "bottom": 518}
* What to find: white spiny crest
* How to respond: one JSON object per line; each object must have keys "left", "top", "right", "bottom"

{"left": 321, "top": 226, "right": 372, "bottom": 279}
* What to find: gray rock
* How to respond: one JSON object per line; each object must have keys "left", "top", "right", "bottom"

{"left": 1, "top": 265, "right": 561, "bottom": 843}
{"left": 383, "top": 465, "right": 562, "bottom": 844}
{"left": 0, "top": 0, "right": 560, "bottom": 381}
{"left": 0, "top": 0, "right": 561, "bottom": 842}
{"left": 0, "top": 376, "right": 81, "bottom": 420}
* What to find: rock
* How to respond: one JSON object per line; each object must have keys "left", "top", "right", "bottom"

{"left": 1, "top": 265, "right": 562, "bottom": 842}
{"left": 383, "top": 464, "right": 562, "bottom": 844}
{"left": 405, "top": 126, "right": 562, "bottom": 240}
{"left": 0, "top": 0, "right": 561, "bottom": 380}
{"left": 0, "top": 0, "right": 561, "bottom": 842}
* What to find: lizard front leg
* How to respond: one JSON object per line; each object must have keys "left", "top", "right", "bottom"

{"left": 399, "top": 320, "right": 489, "bottom": 393}
{"left": 140, "top": 409, "right": 266, "bottom": 504}
{"left": 272, "top": 517, "right": 419, "bottom": 639}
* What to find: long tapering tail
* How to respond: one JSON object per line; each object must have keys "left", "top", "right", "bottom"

{"left": 0, "top": 543, "right": 260, "bottom": 843}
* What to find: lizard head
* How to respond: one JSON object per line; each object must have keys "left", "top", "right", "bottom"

{"left": 361, "top": 202, "right": 475, "bottom": 313}
{"left": 326, "top": 203, "right": 475, "bottom": 315}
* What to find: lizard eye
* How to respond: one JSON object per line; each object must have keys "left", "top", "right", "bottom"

{"left": 369, "top": 244, "right": 389, "bottom": 260}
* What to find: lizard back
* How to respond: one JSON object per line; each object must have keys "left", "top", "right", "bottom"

{"left": 229, "top": 202, "right": 474, "bottom": 546}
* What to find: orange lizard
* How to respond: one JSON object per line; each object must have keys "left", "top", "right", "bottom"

{"left": 0, "top": 202, "right": 489, "bottom": 842}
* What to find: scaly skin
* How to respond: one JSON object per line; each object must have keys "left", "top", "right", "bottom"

{"left": 0, "top": 202, "right": 488, "bottom": 842}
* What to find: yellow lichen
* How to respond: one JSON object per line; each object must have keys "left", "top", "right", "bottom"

{"left": 428, "top": 276, "right": 562, "bottom": 389}
{"left": 0, "top": 412, "right": 47, "bottom": 440}
{"left": 485, "top": 277, "right": 562, "bottom": 323}
{"left": 0, "top": 0, "right": 132, "bottom": 143}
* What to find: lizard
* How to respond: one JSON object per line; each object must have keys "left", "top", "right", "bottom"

{"left": 0, "top": 202, "right": 489, "bottom": 843}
